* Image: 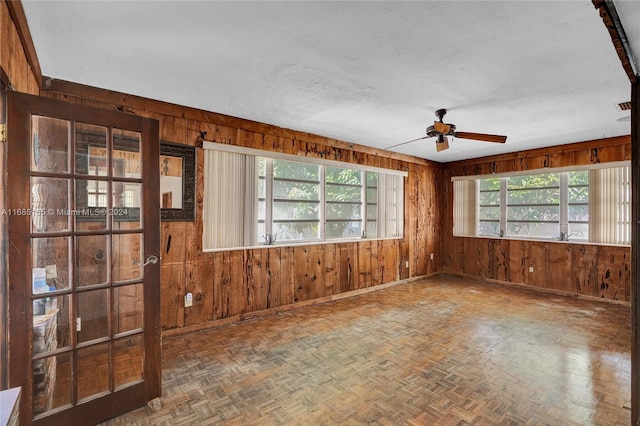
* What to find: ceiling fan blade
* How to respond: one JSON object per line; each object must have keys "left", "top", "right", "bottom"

{"left": 435, "top": 135, "right": 449, "bottom": 152}
{"left": 434, "top": 122, "right": 451, "bottom": 134}
{"left": 454, "top": 131, "right": 507, "bottom": 143}
{"left": 385, "top": 136, "right": 430, "bottom": 150}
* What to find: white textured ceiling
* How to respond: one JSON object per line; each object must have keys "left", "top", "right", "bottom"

{"left": 20, "top": 0, "right": 637, "bottom": 162}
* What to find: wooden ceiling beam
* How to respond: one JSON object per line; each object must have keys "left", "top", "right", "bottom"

{"left": 4, "top": 0, "right": 42, "bottom": 90}
{"left": 593, "top": 0, "right": 638, "bottom": 84}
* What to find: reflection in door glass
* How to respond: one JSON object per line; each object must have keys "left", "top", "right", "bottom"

{"left": 75, "top": 235, "right": 108, "bottom": 287}
{"left": 75, "top": 179, "right": 109, "bottom": 231}
{"left": 77, "top": 343, "right": 110, "bottom": 402}
{"left": 31, "top": 177, "right": 70, "bottom": 233}
{"left": 112, "top": 233, "right": 143, "bottom": 283}
{"left": 77, "top": 289, "right": 109, "bottom": 344}
{"left": 32, "top": 237, "right": 71, "bottom": 291}
{"left": 75, "top": 123, "right": 107, "bottom": 176}
{"left": 112, "top": 129, "right": 141, "bottom": 179}
{"left": 33, "top": 294, "right": 70, "bottom": 355}
{"left": 114, "top": 284, "right": 143, "bottom": 334}
{"left": 112, "top": 181, "right": 142, "bottom": 227}
{"left": 32, "top": 352, "right": 71, "bottom": 417}
{"left": 31, "top": 116, "right": 70, "bottom": 173}
{"left": 114, "top": 334, "right": 143, "bottom": 388}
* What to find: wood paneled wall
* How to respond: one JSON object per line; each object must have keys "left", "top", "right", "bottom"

{"left": 441, "top": 136, "right": 632, "bottom": 302}
{"left": 0, "top": 1, "right": 39, "bottom": 94}
{"left": 41, "top": 81, "right": 442, "bottom": 332}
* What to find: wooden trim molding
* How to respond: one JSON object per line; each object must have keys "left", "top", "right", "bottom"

{"left": 446, "top": 134, "right": 630, "bottom": 168}
{"left": 4, "top": 0, "right": 42, "bottom": 89}
{"left": 592, "top": 0, "right": 639, "bottom": 84}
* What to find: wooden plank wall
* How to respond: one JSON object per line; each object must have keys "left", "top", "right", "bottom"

{"left": 0, "top": 1, "right": 39, "bottom": 94}
{"left": 441, "top": 136, "right": 632, "bottom": 302}
{"left": 41, "top": 82, "right": 442, "bottom": 332}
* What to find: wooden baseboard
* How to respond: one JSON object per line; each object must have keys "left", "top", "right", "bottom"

{"left": 162, "top": 274, "right": 434, "bottom": 338}
{"left": 441, "top": 272, "right": 630, "bottom": 306}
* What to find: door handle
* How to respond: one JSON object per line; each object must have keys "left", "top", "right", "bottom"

{"left": 132, "top": 255, "right": 159, "bottom": 267}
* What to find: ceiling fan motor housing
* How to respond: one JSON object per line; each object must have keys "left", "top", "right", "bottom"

{"left": 426, "top": 123, "right": 456, "bottom": 137}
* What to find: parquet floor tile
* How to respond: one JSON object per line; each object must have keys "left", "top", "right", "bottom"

{"left": 100, "top": 276, "right": 631, "bottom": 425}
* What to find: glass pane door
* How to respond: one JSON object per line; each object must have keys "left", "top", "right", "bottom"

{"left": 7, "top": 92, "right": 160, "bottom": 425}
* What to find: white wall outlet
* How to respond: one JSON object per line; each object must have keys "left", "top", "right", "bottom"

{"left": 184, "top": 292, "right": 193, "bottom": 307}
{"left": 405, "top": 260, "right": 409, "bottom": 268}
{"left": 529, "top": 266, "right": 534, "bottom": 273}
{"left": 430, "top": 253, "right": 434, "bottom": 260}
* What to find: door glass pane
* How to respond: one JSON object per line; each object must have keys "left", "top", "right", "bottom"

{"left": 77, "top": 343, "right": 110, "bottom": 402}
{"left": 78, "top": 178, "right": 109, "bottom": 208}
{"left": 31, "top": 116, "right": 69, "bottom": 173}
{"left": 76, "top": 235, "right": 108, "bottom": 287}
{"left": 31, "top": 177, "right": 70, "bottom": 233}
{"left": 32, "top": 237, "right": 71, "bottom": 291}
{"left": 75, "top": 123, "right": 107, "bottom": 176}
{"left": 32, "top": 352, "right": 71, "bottom": 417}
{"left": 114, "top": 284, "right": 143, "bottom": 334}
{"left": 75, "top": 179, "right": 108, "bottom": 231}
{"left": 113, "top": 129, "right": 141, "bottom": 178}
{"left": 33, "top": 295, "right": 70, "bottom": 354}
{"left": 114, "top": 334, "right": 143, "bottom": 388}
{"left": 77, "top": 289, "right": 109, "bottom": 344}
{"left": 112, "top": 233, "right": 143, "bottom": 283}
{"left": 112, "top": 181, "right": 141, "bottom": 227}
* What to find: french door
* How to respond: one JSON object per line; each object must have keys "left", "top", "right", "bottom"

{"left": 6, "top": 92, "right": 161, "bottom": 425}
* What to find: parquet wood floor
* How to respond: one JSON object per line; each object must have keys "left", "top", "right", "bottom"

{"left": 100, "top": 276, "right": 631, "bottom": 425}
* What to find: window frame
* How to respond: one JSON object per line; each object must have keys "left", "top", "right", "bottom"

{"left": 453, "top": 161, "right": 630, "bottom": 246}
{"left": 203, "top": 141, "right": 407, "bottom": 251}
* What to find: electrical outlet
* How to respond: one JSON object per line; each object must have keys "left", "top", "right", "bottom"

{"left": 430, "top": 253, "right": 434, "bottom": 260}
{"left": 529, "top": 266, "right": 534, "bottom": 273}
{"left": 184, "top": 292, "right": 193, "bottom": 307}
{"left": 405, "top": 260, "right": 409, "bottom": 268}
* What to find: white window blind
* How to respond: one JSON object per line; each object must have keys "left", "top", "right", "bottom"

{"left": 453, "top": 180, "right": 477, "bottom": 237}
{"left": 378, "top": 174, "right": 404, "bottom": 238}
{"left": 590, "top": 166, "right": 630, "bottom": 245}
{"left": 203, "top": 150, "right": 257, "bottom": 249}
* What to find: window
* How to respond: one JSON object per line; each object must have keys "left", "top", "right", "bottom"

{"left": 453, "top": 163, "right": 629, "bottom": 245}
{"left": 260, "top": 158, "right": 321, "bottom": 242}
{"left": 325, "top": 167, "right": 364, "bottom": 239}
{"left": 506, "top": 173, "right": 561, "bottom": 239}
{"left": 203, "top": 143, "right": 406, "bottom": 250}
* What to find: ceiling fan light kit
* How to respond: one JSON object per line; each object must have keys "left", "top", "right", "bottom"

{"left": 436, "top": 134, "right": 449, "bottom": 152}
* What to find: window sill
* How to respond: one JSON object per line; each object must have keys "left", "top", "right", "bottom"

{"left": 454, "top": 234, "right": 630, "bottom": 247}
{"left": 203, "top": 236, "right": 404, "bottom": 253}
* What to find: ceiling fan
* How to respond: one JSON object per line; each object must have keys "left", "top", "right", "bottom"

{"left": 387, "top": 109, "right": 508, "bottom": 152}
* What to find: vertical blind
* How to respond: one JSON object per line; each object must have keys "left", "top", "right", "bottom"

{"left": 203, "top": 150, "right": 257, "bottom": 249}
{"left": 453, "top": 180, "right": 477, "bottom": 237}
{"left": 590, "top": 166, "right": 630, "bottom": 245}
